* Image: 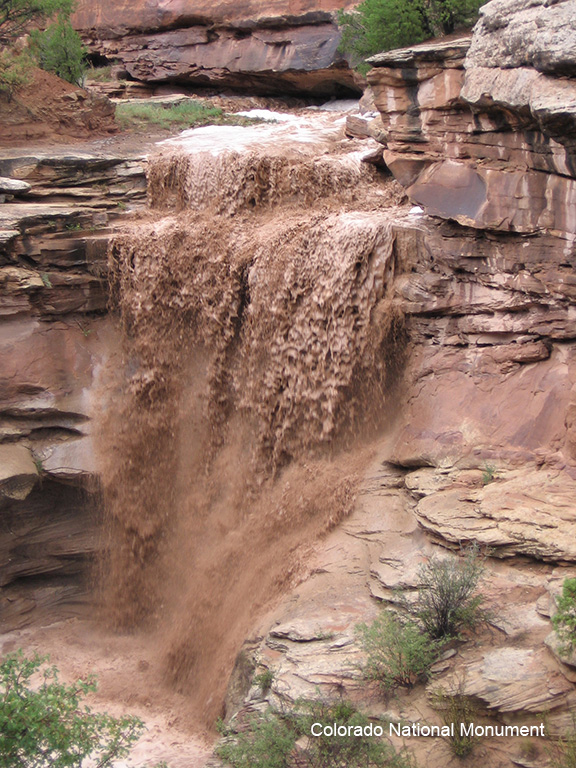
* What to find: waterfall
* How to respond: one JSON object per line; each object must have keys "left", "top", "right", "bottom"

{"left": 95, "top": 113, "right": 407, "bottom": 724}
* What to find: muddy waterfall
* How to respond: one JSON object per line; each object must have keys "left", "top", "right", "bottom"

{"left": 97, "top": 117, "right": 407, "bottom": 722}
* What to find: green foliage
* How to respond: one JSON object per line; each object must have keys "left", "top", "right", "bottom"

{"left": 552, "top": 578, "right": 576, "bottom": 656}
{"left": 337, "top": 0, "right": 483, "bottom": 72}
{"left": 218, "top": 700, "right": 415, "bottom": 768}
{"left": 356, "top": 611, "right": 442, "bottom": 692}
{"left": 0, "top": 0, "right": 73, "bottom": 43}
{"left": 0, "top": 47, "right": 33, "bottom": 96}
{"left": 411, "top": 547, "right": 486, "bottom": 640}
{"left": 31, "top": 15, "right": 86, "bottom": 85}
{"left": 546, "top": 715, "right": 576, "bottom": 768}
{"left": 338, "top": 0, "right": 427, "bottom": 73}
{"left": 0, "top": 650, "right": 144, "bottom": 768}
{"left": 293, "top": 698, "right": 414, "bottom": 768}
{"left": 254, "top": 668, "right": 274, "bottom": 693}
{"left": 217, "top": 711, "right": 296, "bottom": 768}
{"left": 481, "top": 463, "right": 496, "bottom": 485}
{"left": 430, "top": 690, "right": 479, "bottom": 758}
{"left": 115, "top": 100, "right": 269, "bottom": 132}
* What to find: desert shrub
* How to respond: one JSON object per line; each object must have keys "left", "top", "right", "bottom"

{"left": 357, "top": 611, "right": 443, "bottom": 692}
{"left": 430, "top": 689, "right": 480, "bottom": 759}
{"left": 0, "top": 650, "right": 143, "bottom": 768}
{"left": 30, "top": 15, "right": 86, "bottom": 84}
{"left": 552, "top": 578, "right": 576, "bottom": 656}
{"left": 86, "top": 64, "right": 113, "bottom": 82}
{"left": 0, "top": 0, "right": 73, "bottom": 43}
{"left": 216, "top": 711, "right": 296, "bottom": 768}
{"left": 294, "top": 698, "right": 414, "bottom": 768}
{"left": 337, "top": 0, "right": 483, "bottom": 72}
{"left": 218, "top": 700, "right": 415, "bottom": 768}
{"left": 0, "top": 46, "right": 33, "bottom": 95}
{"left": 254, "top": 667, "right": 274, "bottom": 693}
{"left": 410, "top": 547, "right": 487, "bottom": 640}
{"left": 546, "top": 715, "right": 576, "bottom": 768}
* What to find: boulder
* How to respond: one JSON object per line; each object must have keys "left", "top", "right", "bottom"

{"left": 431, "top": 647, "right": 573, "bottom": 714}
{"left": 0, "top": 444, "right": 38, "bottom": 501}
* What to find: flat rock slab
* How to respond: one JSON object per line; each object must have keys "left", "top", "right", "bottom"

{"left": 414, "top": 468, "right": 576, "bottom": 562}
{"left": 432, "top": 647, "right": 573, "bottom": 713}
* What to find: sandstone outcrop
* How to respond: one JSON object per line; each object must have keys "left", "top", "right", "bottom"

{"left": 0, "top": 148, "right": 146, "bottom": 630}
{"left": 73, "top": 0, "right": 359, "bottom": 96}
{"left": 367, "top": 0, "right": 576, "bottom": 236}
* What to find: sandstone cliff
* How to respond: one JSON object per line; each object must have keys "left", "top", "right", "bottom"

{"left": 366, "top": 0, "right": 576, "bottom": 235}
{"left": 2, "top": 1, "right": 576, "bottom": 764}
{"left": 73, "top": 0, "right": 360, "bottom": 96}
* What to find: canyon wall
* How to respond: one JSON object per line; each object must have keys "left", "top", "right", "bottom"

{"left": 73, "top": 0, "right": 360, "bottom": 96}
{"left": 0, "top": 153, "right": 145, "bottom": 629}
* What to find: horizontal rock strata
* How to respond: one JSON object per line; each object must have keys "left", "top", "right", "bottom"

{"left": 0, "top": 151, "right": 145, "bottom": 630}
{"left": 367, "top": 0, "right": 576, "bottom": 236}
{"left": 73, "top": 0, "right": 359, "bottom": 96}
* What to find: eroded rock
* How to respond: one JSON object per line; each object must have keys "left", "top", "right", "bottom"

{"left": 367, "top": 5, "right": 576, "bottom": 237}
{"left": 0, "top": 444, "right": 38, "bottom": 501}
{"left": 74, "top": 0, "right": 359, "bottom": 96}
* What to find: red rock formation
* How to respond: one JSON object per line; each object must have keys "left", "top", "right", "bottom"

{"left": 367, "top": 0, "right": 576, "bottom": 236}
{"left": 73, "top": 0, "right": 360, "bottom": 96}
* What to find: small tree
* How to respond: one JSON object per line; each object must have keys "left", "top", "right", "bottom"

{"left": 0, "top": 46, "right": 33, "bottom": 95}
{"left": 31, "top": 14, "right": 86, "bottom": 84}
{"left": 0, "top": 650, "right": 143, "bottom": 768}
{"left": 0, "top": 0, "right": 73, "bottom": 44}
{"left": 338, "top": 0, "right": 483, "bottom": 72}
{"left": 356, "top": 611, "right": 442, "bottom": 692}
{"left": 411, "top": 547, "right": 486, "bottom": 640}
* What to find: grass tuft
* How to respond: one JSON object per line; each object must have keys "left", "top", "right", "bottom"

{"left": 115, "top": 100, "right": 267, "bottom": 131}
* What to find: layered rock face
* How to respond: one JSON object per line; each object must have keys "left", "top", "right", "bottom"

{"left": 367, "top": 0, "right": 576, "bottom": 236}
{"left": 0, "top": 152, "right": 146, "bottom": 629}
{"left": 73, "top": 0, "right": 359, "bottom": 96}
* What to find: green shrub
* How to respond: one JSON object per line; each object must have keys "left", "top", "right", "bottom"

{"left": 552, "top": 578, "right": 576, "bottom": 656}
{"left": 0, "top": 47, "right": 34, "bottom": 96}
{"left": 31, "top": 15, "right": 87, "bottom": 85}
{"left": 294, "top": 698, "right": 414, "bottom": 768}
{"left": 0, "top": 650, "right": 143, "bottom": 768}
{"left": 217, "top": 711, "right": 296, "bottom": 768}
{"left": 337, "top": 0, "right": 483, "bottom": 73}
{"left": 218, "top": 700, "right": 415, "bottom": 768}
{"left": 430, "top": 690, "right": 479, "bottom": 759}
{"left": 410, "top": 547, "right": 487, "bottom": 640}
{"left": 254, "top": 668, "right": 274, "bottom": 693}
{"left": 481, "top": 463, "right": 496, "bottom": 485}
{"left": 356, "top": 611, "right": 442, "bottom": 692}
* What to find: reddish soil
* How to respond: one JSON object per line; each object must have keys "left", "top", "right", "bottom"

{"left": 0, "top": 67, "right": 117, "bottom": 144}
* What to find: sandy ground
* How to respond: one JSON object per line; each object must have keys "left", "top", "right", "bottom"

{"left": 0, "top": 619, "right": 214, "bottom": 767}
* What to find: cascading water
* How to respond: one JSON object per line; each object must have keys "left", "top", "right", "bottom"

{"left": 96, "top": 111, "right": 408, "bottom": 725}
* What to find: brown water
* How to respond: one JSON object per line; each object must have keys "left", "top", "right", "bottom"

{"left": 96, "top": 126, "right": 407, "bottom": 726}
